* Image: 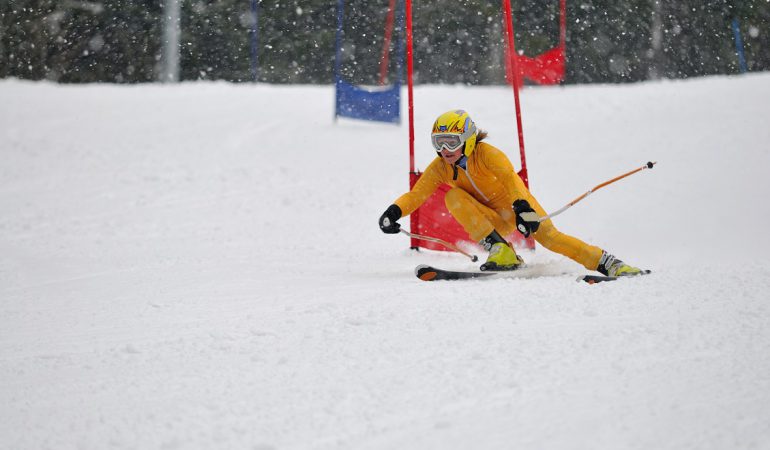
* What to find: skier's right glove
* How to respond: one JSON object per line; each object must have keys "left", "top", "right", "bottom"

{"left": 378, "top": 204, "right": 402, "bottom": 234}
{"left": 513, "top": 199, "right": 540, "bottom": 238}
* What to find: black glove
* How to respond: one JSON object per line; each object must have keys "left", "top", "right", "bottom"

{"left": 378, "top": 204, "right": 402, "bottom": 234}
{"left": 513, "top": 199, "right": 540, "bottom": 238}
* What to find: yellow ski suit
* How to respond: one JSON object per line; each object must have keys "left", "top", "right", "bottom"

{"left": 393, "top": 141, "right": 604, "bottom": 270}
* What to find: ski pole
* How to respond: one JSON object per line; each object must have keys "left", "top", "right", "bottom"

{"left": 400, "top": 229, "right": 479, "bottom": 262}
{"left": 538, "top": 161, "right": 657, "bottom": 222}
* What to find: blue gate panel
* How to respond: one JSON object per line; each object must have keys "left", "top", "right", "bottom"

{"left": 335, "top": 78, "right": 400, "bottom": 124}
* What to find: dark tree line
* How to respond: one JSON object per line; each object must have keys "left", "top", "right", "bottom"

{"left": 1, "top": 0, "right": 768, "bottom": 84}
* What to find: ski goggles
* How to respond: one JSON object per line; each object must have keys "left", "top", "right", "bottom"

{"left": 431, "top": 123, "right": 476, "bottom": 152}
{"left": 431, "top": 134, "right": 464, "bottom": 152}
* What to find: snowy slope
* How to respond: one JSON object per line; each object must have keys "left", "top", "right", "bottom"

{"left": 1, "top": 75, "right": 770, "bottom": 450}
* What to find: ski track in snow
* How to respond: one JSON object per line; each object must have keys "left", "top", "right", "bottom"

{"left": 1, "top": 76, "right": 770, "bottom": 449}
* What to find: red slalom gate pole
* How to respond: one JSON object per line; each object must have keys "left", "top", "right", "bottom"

{"left": 405, "top": 0, "right": 418, "bottom": 249}
{"left": 502, "top": 0, "right": 529, "bottom": 187}
{"left": 377, "top": 0, "right": 397, "bottom": 85}
{"left": 405, "top": 0, "right": 415, "bottom": 176}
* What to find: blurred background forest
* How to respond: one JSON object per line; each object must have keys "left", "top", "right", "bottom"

{"left": 1, "top": 0, "right": 768, "bottom": 84}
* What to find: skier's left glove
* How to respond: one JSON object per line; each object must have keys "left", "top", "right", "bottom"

{"left": 379, "top": 204, "right": 402, "bottom": 234}
{"left": 513, "top": 199, "right": 540, "bottom": 238}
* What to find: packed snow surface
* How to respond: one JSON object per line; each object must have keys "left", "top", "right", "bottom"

{"left": 2, "top": 75, "right": 770, "bottom": 450}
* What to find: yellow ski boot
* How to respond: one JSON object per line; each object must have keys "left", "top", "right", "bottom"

{"left": 479, "top": 230, "right": 523, "bottom": 271}
{"left": 598, "top": 251, "right": 643, "bottom": 277}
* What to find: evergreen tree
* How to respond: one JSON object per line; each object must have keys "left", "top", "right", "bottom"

{"left": 1, "top": 0, "right": 769, "bottom": 84}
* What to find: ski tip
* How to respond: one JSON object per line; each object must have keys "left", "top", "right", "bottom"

{"left": 578, "top": 269, "right": 652, "bottom": 284}
{"left": 415, "top": 264, "right": 438, "bottom": 281}
{"left": 419, "top": 271, "right": 438, "bottom": 281}
{"left": 577, "top": 275, "right": 611, "bottom": 284}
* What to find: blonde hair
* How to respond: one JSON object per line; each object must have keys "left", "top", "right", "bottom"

{"left": 477, "top": 129, "right": 488, "bottom": 142}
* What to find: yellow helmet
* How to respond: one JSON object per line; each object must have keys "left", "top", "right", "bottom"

{"left": 431, "top": 109, "right": 478, "bottom": 157}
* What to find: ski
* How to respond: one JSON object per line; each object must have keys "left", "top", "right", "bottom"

{"left": 416, "top": 265, "right": 495, "bottom": 281}
{"left": 578, "top": 270, "right": 651, "bottom": 284}
{"left": 414, "top": 264, "right": 570, "bottom": 282}
{"left": 416, "top": 264, "right": 652, "bottom": 283}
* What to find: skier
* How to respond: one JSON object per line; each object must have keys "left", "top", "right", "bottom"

{"left": 378, "top": 109, "right": 643, "bottom": 277}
